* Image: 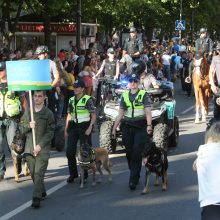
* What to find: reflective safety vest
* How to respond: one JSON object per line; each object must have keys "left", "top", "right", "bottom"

{"left": 122, "top": 90, "right": 146, "bottom": 118}
{"left": 0, "top": 90, "right": 21, "bottom": 117}
{"left": 69, "top": 95, "right": 91, "bottom": 123}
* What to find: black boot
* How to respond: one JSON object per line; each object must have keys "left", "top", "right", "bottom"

{"left": 31, "top": 198, "right": 41, "bottom": 208}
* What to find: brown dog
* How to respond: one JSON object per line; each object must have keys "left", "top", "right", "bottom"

{"left": 78, "top": 144, "right": 112, "bottom": 188}
{"left": 11, "top": 129, "right": 29, "bottom": 182}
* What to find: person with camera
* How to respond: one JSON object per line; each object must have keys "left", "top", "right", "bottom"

{"left": 123, "top": 27, "right": 144, "bottom": 61}
{"left": 64, "top": 79, "right": 96, "bottom": 184}
{"left": 0, "top": 61, "right": 28, "bottom": 181}
{"left": 209, "top": 43, "right": 220, "bottom": 120}
{"left": 112, "top": 73, "right": 152, "bottom": 190}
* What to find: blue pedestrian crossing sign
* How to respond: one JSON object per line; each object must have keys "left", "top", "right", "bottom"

{"left": 175, "top": 20, "right": 186, "bottom": 31}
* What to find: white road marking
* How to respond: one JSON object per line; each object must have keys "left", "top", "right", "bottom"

{"left": 181, "top": 105, "right": 194, "bottom": 114}
{"left": 0, "top": 151, "right": 197, "bottom": 219}
{"left": 0, "top": 180, "right": 67, "bottom": 220}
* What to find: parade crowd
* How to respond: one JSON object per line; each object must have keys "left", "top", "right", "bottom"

{"left": 0, "top": 26, "right": 220, "bottom": 219}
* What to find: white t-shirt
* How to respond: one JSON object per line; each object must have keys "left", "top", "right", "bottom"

{"left": 196, "top": 143, "right": 220, "bottom": 207}
{"left": 162, "top": 54, "right": 171, "bottom": 66}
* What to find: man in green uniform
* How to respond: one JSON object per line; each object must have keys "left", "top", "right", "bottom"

{"left": 20, "top": 90, "right": 55, "bottom": 208}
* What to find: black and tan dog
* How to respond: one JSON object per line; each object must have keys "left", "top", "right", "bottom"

{"left": 142, "top": 142, "right": 168, "bottom": 194}
{"left": 11, "top": 129, "right": 29, "bottom": 182}
{"left": 78, "top": 143, "right": 112, "bottom": 188}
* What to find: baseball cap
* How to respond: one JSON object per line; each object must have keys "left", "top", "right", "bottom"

{"left": 58, "top": 52, "right": 65, "bottom": 60}
{"left": 73, "top": 79, "right": 85, "bottom": 88}
{"left": 0, "top": 61, "right": 6, "bottom": 71}
{"left": 107, "top": 48, "right": 114, "bottom": 54}
{"left": 128, "top": 73, "right": 140, "bottom": 82}
{"left": 129, "top": 27, "right": 137, "bottom": 33}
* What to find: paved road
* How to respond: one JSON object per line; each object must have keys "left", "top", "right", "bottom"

{"left": 0, "top": 80, "right": 212, "bottom": 220}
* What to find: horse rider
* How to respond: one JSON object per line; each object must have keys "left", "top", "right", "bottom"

{"left": 188, "top": 28, "right": 213, "bottom": 80}
{"left": 123, "top": 27, "right": 144, "bottom": 61}
{"left": 112, "top": 71, "right": 152, "bottom": 191}
{"left": 209, "top": 43, "right": 220, "bottom": 120}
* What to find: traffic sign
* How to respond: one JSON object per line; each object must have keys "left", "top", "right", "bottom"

{"left": 175, "top": 20, "right": 186, "bottom": 31}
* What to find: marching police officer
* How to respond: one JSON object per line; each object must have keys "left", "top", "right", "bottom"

{"left": 123, "top": 27, "right": 144, "bottom": 61}
{"left": 0, "top": 61, "right": 28, "bottom": 181}
{"left": 112, "top": 73, "right": 152, "bottom": 190}
{"left": 209, "top": 43, "right": 220, "bottom": 119}
{"left": 64, "top": 79, "right": 96, "bottom": 183}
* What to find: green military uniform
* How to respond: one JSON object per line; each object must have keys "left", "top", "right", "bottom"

{"left": 20, "top": 106, "right": 55, "bottom": 199}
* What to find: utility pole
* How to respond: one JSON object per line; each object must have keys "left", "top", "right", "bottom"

{"left": 76, "top": 0, "right": 81, "bottom": 54}
{"left": 179, "top": 0, "right": 183, "bottom": 44}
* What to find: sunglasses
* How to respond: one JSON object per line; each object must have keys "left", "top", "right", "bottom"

{"left": 129, "top": 79, "right": 139, "bottom": 83}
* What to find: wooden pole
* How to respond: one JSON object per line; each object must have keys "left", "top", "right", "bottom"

{"left": 28, "top": 90, "right": 36, "bottom": 151}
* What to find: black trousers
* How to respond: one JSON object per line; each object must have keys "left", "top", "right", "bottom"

{"left": 66, "top": 121, "right": 91, "bottom": 178}
{"left": 122, "top": 123, "right": 149, "bottom": 184}
{"left": 202, "top": 205, "right": 220, "bottom": 220}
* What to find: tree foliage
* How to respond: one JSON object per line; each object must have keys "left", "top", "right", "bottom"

{"left": 0, "top": 0, "right": 219, "bottom": 49}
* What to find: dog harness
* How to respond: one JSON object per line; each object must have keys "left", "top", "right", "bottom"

{"left": 78, "top": 149, "right": 96, "bottom": 168}
{"left": 146, "top": 151, "right": 166, "bottom": 176}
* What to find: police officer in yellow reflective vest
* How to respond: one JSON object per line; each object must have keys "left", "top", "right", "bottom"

{"left": 64, "top": 79, "right": 96, "bottom": 183}
{"left": 112, "top": 73, "right": 152, "bottom": 190}
{"left": 0, "top": 61, "right": 28, "bottom": 181}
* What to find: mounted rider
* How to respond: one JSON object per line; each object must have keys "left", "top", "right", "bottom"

{"left": 123, "top": 27, "right": 144, "bottom": 61}
{"left": 188, "top": 28, "right": 213, "bottom": 81}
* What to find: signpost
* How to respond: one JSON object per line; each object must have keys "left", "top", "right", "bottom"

{"left": 175, "top": 20, "right": 186, "bottom": 31}
{"left": 6, "top": 59, "right": 51, "bottom": 153}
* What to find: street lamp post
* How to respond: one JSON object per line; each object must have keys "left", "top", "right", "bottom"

{"left": 179, "top": 0, "right": 183, "bottom": 44}
{"left": 76, "top": 0, "right": 81, "bottom": 54}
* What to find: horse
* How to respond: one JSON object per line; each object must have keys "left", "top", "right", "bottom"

{"left": 192, "top": 57, "right": 211, "bottom": 123}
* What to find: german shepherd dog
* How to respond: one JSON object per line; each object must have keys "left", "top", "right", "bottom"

{"left": 11, "top": 128, "right": 29, "bottom": 182}
{"left": 142, "top": 142, "right": 168, "bottom": 194}
{"left": 78, "top": 143, "right": 112, "bottom": 188}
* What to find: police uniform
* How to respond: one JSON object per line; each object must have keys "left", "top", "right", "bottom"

{"left": 120, "top": 86, "right": 151, "bottom": 188}
{"left": 188, "top": 28, "right": 213, "bottom": 77}
{"left": 0, "top": 81, "right": 24, "bottom": 179}
{"left": 66, "top": 89, "right": 95, "bottom": 181}
{"left": 123, "top": 27, "right": 144, "bottom": 60}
